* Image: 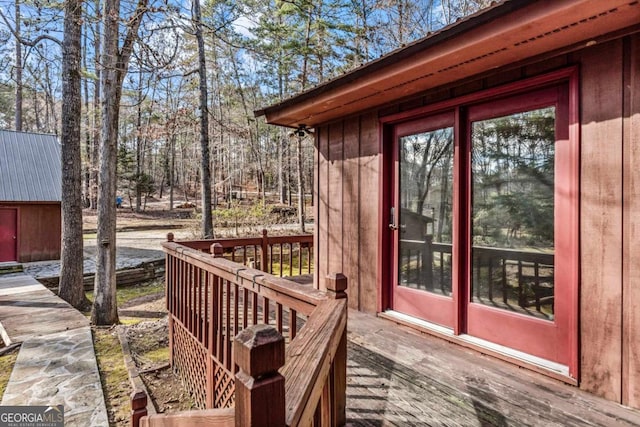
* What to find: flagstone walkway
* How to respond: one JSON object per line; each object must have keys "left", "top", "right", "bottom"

{"left": 0, "top": 274, "right": 108, "bottom": 427}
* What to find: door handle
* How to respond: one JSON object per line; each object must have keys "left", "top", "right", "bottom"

{"left": 389, "top": 207, "right": 398, "bottom": 230}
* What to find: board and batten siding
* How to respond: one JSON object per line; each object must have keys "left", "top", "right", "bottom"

{"left": 313, "top": 35, "right": 640, "bottom": 409}
{"left": 0, "top": 202, "right": 62, "bottom": 262}
{"left": 315, "top": 113, "right": 379, "bottom": 314}
{"left": 622, "top": 33, "right": 640, "bottom": 410}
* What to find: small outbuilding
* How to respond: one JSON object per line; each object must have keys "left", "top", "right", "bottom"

{"left": 0, "top": 130, "right": 62, "bottom": 262}
{"left": 257, "top": 0, "right": 640, "bottom": 410}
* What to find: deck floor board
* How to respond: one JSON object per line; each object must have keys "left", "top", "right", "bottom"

{"left": 346, "top": 310, "right": 640, "bottom": 426}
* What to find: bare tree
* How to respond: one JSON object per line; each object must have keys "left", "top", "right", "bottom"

{"left": 14, "top": 0, "right": 22, "bottom": 131}
{"left": 295, "top": 131, "right": 306, "bottom": 233}
{"left": 91, "top": 0, "right": 102, "bottom": 210}
{"left": 192, "top": 0, "right": 213, "bottom": 238}
{"left": 92, "top": 0, "right": 148, "bottom": 326}
{"left": 59, "top": 0, "right": 91, "bottom": 311}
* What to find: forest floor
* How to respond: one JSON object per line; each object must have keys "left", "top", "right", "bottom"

{"left": 92, "top": 281, "right": 191, "bottom": 426}
{"left": 82, "top": 192, "right": 312, "bottom": 239}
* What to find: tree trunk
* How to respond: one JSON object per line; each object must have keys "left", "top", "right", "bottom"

{"left": 59, "top": 0, "right": 91, "bottom": 311}
{"left": 296, "top": 134, "right": 306, "bottom": 233}
{"left": 192, "top": 0, "right": 213, "bottom": 238}
{"left": 92, "top": 0, "right": 148, "bottom": 326}
{"left": 14, "top": 0, "right": 22, "bottom": 131}
{"left": 83, "top": 29, "right": 91, "bottom": 207}
{"left": 90, "top": 1, "right": 101, "bottom": 210}
{"left": 93, "top": 0, "right": 120, "bottom": 326}
{"left": 169, "top": 133, "right": 175, "bottom": 210}
{"left": 135, "top": 80, "right": 143, "bottom": 212}
{"left": 278, "top": 133, "right": 285, "bottom": 204}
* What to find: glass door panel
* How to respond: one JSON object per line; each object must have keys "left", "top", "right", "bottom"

{"left": 392, "top": 111, "right": 456, "bottom": 329}
{"left": 465, "top": 84, "right": 574, "bottom": 366}
{"left": 388, "top": 82, "right": 576, "bottom": 369}
{"left": 470, "top": 107, "right": 556, "bottom": 320}
{"left": 399, "top": 127, "right": 454, "bottom": 296}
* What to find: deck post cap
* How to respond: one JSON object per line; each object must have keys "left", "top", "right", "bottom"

{"left": 211, "top": 243, "right": 223, "bottom": 257}
{"left": 130, "top": 390, "right": 147, "bottom": 409}
{"left": 326, "top": 273, "right": 348, "bottom": 297}
{"left": 234, "top": 324, "right": 284, "bottom": 377}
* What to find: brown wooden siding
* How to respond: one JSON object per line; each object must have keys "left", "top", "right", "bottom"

{"left": 358, "top": 112, "right": 380, "bottom": 313}
{"left": 622, "top": 35, "right": 640, "bottom": 408}
{"left": 313, "top": 34, "right": 640, "bottom": 409}
{"left": 574, "top": 40, "right": 624, "bottom": 404}
{"left": 316, "top": 126, "right": 329, "bottom": 289}
{"left": 343, "top": 118, "right": 360, "bottom": 310}
{"left": 0, "top": 202, "right": 61, "bottom": 262}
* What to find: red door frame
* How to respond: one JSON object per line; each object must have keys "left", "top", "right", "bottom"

{"left": 465, "top": 85, "right": 573, "bottom": 366}
{"left": 0, "top": 207, "right": 19, "bottom": 262}
{"left": 391, "top": 112, "right": 456, "bottom": 329}
{"left": 379, "top": 66, "right": 580, "bottom": 379}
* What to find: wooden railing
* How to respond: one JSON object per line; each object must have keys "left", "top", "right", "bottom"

{"left": 131, "top": 235, "right": 347, "bottom": 427}
{"left": 177, "top": 229, "right": 313, "bottom": 277}
{"left": 400, "top": 240, "right": 554, "bottom": 313}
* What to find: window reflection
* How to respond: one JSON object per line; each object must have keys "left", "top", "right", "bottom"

{"left": 471, "top": 107, "right": 555, "bottom": 320}
{"left": 398, "top": 127, "right": 454, "bottom": 296}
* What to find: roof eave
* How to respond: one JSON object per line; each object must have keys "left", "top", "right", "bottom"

{"left": 254, "top": 0, "right": 532, "bottom": 124}
{"left": 256, "top": 0, "right": 640, "bottom": 128}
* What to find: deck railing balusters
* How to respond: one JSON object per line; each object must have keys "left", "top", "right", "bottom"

{"left": 263, "top": 297, "right": 270, "bottom": 324}
{"left": 252, "top": 292, "right": 258, "bottom": 326}
{"left": 518, "top": 260, "right": 524, "bottom": 306}
{"left": 289, "top": 243, "right": 293, "bottom": 276}
{"left": 488, "top": 256, "right": 493, "bottom": 301}
{"left": 242, "top": 288, "right": 248, "bottom": 329}
{"left": 502, "top": 259, "right": 508, "bottom": 304}
{"left": 233, "top": 283, "right": 239, "bottom": 347}
{"left": 152, "top": 235, "right": 343, "bottom": 427}
{"left": 290, "top": 308, "right": 298, "bottom": 340}
{"left": 276, "top": 303, "right": 283, "bottom": 335}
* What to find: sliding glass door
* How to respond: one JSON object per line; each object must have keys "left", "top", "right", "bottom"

{"left": 390, "top": 83, "right": 577, "bottom": 368}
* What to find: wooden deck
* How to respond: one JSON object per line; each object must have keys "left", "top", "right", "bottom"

{"left": 346, "top": 310, "right": 640, "bottom": 426}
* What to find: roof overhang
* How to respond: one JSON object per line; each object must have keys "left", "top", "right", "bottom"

{"left": 255, "top": 0, "right": 640, "bottom": 128}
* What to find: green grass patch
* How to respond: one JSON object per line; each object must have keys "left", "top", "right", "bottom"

{"left": 93, "top": 328, "right": 130, "bottom": 427}
{"left": 86, "top": 279, "right": 164, "bottom": 307}
{"left": 269, "top": 253, "right": 314, "bottom": 277}
{"left": 0, "top": 348, "right": 19, "bottom": 398}
{"left": 119, "top": 318, "right": 145, "bottom": 326}
{"left": 141, "top": 347, "right": 169, "bottom": 364}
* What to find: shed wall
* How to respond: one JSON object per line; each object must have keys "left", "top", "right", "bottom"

{"left": 313, "top": 35, "right": 640, "bottom": 408}
{"left": 0, "top": 202, "right": 62, "bottom": 262}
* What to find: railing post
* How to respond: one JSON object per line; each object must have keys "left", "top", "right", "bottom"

{"left": 326, "top": 273, "right": 348, "bottom": 426}
{"left": 130, "top": 390, "right": 148, "bottom": 427}
{"left": 261, "top": 229, "right": 269, "bottom": 273}
{"left": 207, "top": 243, "right": 224, "bottom": 408}
{"left": 234, "top": 324, "right": 285, "bottom": 427}
{"left": 326, "top": 273, "right": 347, "bottom": 300}
{"left": 211, "top": 242, "right": 223, "bottom": 258}
{"left": 166, "top": 233, "right": 174, "bottom": 368}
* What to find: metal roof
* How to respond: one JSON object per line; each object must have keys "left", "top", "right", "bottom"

{"left": 0, "top": 130, "right": 61, "bottom": 202}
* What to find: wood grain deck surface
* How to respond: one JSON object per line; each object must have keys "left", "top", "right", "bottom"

{"left": 346, "top": 310, "right": 640, "bottom": 426}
